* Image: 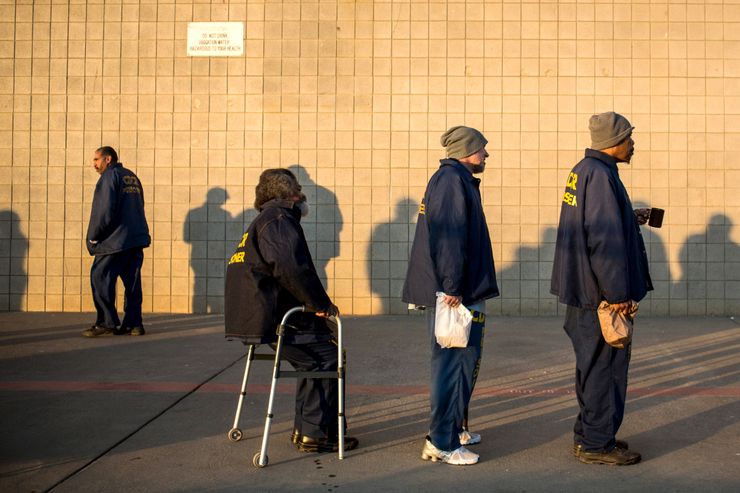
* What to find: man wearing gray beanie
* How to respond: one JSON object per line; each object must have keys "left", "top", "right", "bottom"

{"left": 551, "top": 112, "right": 653, "bottom": 466}
{"left": 402, "top": 126, "right": 499, "bottom": 465}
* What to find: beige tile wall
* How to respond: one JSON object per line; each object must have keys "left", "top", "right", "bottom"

{"left": 1, "top": 0, "right": 739, "bottom": 316}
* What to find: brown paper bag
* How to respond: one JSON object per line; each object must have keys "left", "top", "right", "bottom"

{"left": 597, "top": 301, "right": 638, "bottom": 349}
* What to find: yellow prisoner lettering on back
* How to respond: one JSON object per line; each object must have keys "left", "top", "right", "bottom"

{"left": 228, "top": 251, "right": 245, "bottom": 265}
{"left": 237, "top": 232, "right": 248, "bottom": 248}
{"left": 418, "top": 203, "right": 426, "bottom": 215}
{"left": 566, "top": 172, "right": 578, "bottom": 191}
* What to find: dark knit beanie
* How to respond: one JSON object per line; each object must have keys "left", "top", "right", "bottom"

{"left": 589, "top": 112, "right": 634, "bottom": 150}
{"left": 440, "top": 126, "right": 488, "bottom": 159}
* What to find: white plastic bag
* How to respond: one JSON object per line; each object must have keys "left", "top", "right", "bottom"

{"left": 434, "top": 292, "right": 473, "bottom": 348}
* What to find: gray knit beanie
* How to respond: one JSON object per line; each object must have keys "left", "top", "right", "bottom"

{"left": 440, "top": 126, "right": 488, "bottom": 159}
{"left": 589, "top": 112, "right": 634, "bottom": 150}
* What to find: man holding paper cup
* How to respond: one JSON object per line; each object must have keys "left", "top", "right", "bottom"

{"left": 551, "top": 112, "right": 654, "bottom": 466}
{"left": 402, "top": 126, "right": 499, "bottom": 466}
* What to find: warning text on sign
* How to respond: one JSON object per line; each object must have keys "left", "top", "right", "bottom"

{"left": 187, "top": 22, "right": 244, "bottom": 57}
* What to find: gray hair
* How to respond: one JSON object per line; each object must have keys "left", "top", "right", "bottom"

{"left": 254, "top": 168, "right": 301, "bottom": 210}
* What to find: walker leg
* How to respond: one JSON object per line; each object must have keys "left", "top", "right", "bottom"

{"left": 228, "top": 345, "right": 255, "bottom": 442}
{"left": 337, "top": 321, "right": 345, "bottom": 459}
{"left": 257, "top": 336, "right": 284, "bottom": 467}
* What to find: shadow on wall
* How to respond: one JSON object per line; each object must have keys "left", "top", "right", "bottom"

{"left": 496, "top": 227, "right": 557, "bottom": 316}
{"left": 0, "top": 210, "right": 27, "bottom": 311}
{"left": 633, "top": 201, "right": 670, "bottom": 316}
{"left": 183, "top": 188, "right": 231, "bottom": 314}
{"left": 368, "top": 197, "right": 418, "bottom": 314}
{"left": 183, "top": 167, "right": 343, "bottom": 314}
{"left": 674, "top": 214, "right": 740, "bottom": 315}
{"left": 286, "top": 164, "right": 342, "bottom": 288}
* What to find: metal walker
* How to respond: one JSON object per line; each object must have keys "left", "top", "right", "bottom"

{"left": 227, "top": 306, "right": 346, "bottom": 467}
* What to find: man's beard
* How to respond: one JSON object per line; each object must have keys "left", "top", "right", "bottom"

{"left": 471, "top": 163, "right": 485, "bottom": 174}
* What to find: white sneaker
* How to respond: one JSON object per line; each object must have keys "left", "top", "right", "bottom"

{"left": 421, "top": 439, "right": 479, "bottom": 465}
{"left": 459, "top": 430, "right": 481, "bottom": 445}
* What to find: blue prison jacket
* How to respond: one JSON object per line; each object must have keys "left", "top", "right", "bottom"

{"left": 86, "top": 163, "right": 150, "bottom": 256}
{"left": 224, "top": 199, "right": 334, "bottom": 343}
{"left": 402, "top": 159, "right": 499, "bottom": 307}
{"left": 550, "top": 149, "right": 653, "bottom": 309}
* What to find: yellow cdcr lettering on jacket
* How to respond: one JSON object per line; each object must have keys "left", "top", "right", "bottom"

{"left": 566, "top": 172, "right": 578, "bottom": 191}
{"left": 237, "top": 232, "right": 248, "bottom": 249}
{"left": 418, "top": 203, "right": 426, "bottom": 215}
{"left": 563, "top": 192, "right": 578, "bottom": 207}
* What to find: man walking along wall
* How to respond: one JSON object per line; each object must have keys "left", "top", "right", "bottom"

{"left": 83, "top": 147, "right": 151, "bottom": 338}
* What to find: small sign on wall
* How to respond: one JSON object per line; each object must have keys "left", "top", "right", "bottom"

{"left": 187, "top": 22, "right": 244, "bottom": 57}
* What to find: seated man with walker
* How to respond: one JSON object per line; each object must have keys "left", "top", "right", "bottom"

{"left": 225, "top": 168, "right": 358, "bottom": 454}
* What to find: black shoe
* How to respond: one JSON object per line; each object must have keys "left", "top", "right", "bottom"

{"left": 82, "top": 325, "right": 115, "bottom": 338}
{"left": 573, "top": 439, "right": 628, "bottom": 457}
{"left": 296, "top": 435, "right": 359, "bottom": 453}
{"left": 115, "top": 327, "right": 146, "bottom": 336}
{"left": 578, "top": 446, "right": 641, "bottom": 466}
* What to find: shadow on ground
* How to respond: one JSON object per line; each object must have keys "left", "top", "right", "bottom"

{"left": 1, "top": 314, "right": 738, "bottom": 492}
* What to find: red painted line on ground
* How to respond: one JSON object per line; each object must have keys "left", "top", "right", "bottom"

{"left": 0, "top": 380, "right": 738, "bottom": 397}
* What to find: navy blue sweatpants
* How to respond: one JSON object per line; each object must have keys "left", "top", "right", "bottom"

{"left": 427, "top": 308, "right": 485, "bottom": 451}
{"left": 90, "top": 248, "right": 144, "bottom": 330}
{"left": 279, "top": 340, "right": 340, "bottom": 439}
{"left": 564, "top": 305, "right": 631, "bottom": 452}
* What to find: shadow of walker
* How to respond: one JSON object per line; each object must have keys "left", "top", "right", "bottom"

{"left": 0, "top": 209, "right": 27, "bottom": 311}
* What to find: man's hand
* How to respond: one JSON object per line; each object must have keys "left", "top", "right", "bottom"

{"left": 609, "top": 301, "right": 633, "bottom": 315}
{"left": 442, "top": 294, "right": 462, "bottom": 308}
{"left": 316, "top": 304, "right": 339, "bottom": 318}
{"left": 634, "top": 208, "right": 650, "bottom": 225}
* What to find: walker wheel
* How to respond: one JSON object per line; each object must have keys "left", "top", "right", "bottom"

{"left": 253, "top": 452, "right": 268, "bottom": 468}
{"left": 228, "top": 428, "right": 243, "bottom": 442}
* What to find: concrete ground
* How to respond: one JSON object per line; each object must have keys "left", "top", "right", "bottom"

{"left": 0, "top": 312, "right": 738, "bottom": 493}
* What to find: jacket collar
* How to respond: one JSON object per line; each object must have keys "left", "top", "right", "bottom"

{"left": 102, "top": 162, "right": 121, "bottom": 174}
{"left": 260, "top": 198, "right": 301, "bottom": 219}
{"left": 439, "top": 158, "right": 481, "bottom": 186}
{"left": 585, "top": 148, "right": 619, "bottom": 171}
